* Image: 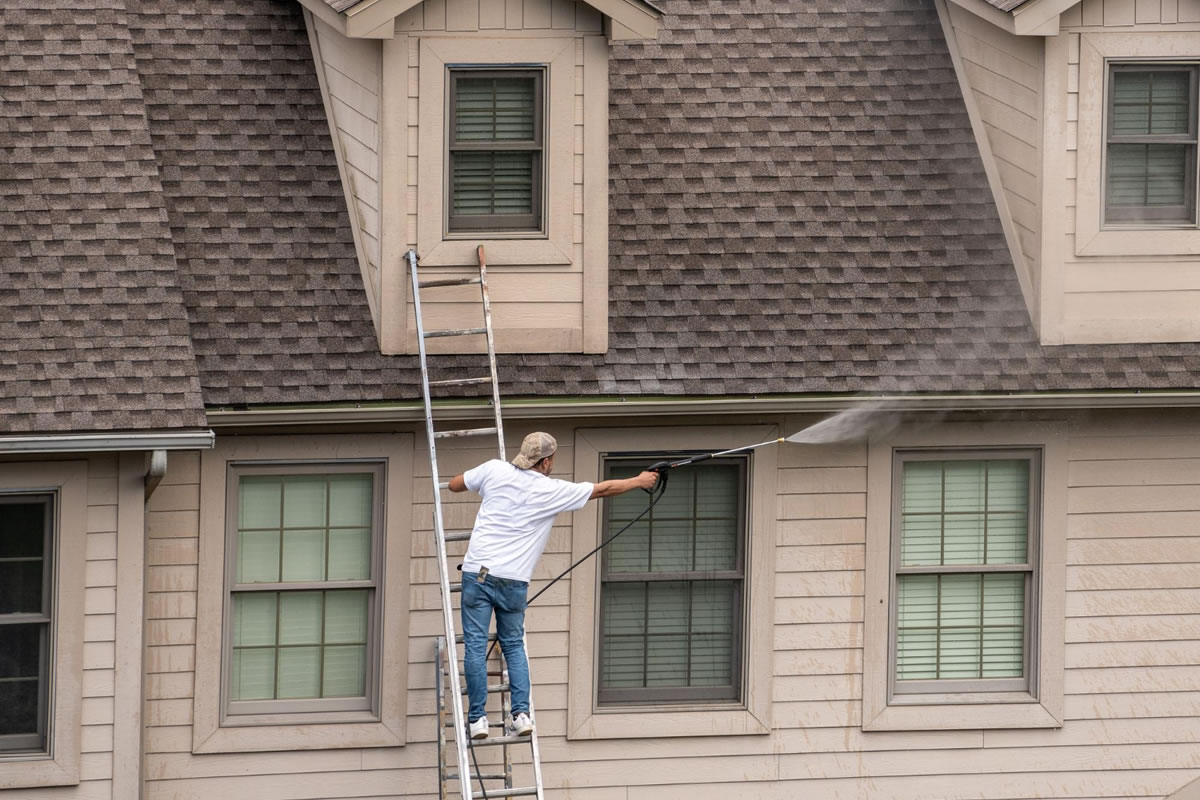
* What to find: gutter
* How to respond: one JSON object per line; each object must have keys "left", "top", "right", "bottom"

{"left": 205, "top": 391, "right": 1200, "bottom": 427}
{"left": 0, "top": 430, "right": 215, "bottom": 454}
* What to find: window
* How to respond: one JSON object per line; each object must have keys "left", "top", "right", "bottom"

{"left": 224, "top": 465, "right": 382, "bottom": 717}
{"left": 1105, "top": 64, "right": 1197, "bottom": 225}
{"left": 447, "top": 68, "right": 544, "bottom": 234}
{"left": 598, "top": 458, "right": 746, "bottom": 706}
{"left": 862, "top": 424, "right": 1066, "bottom": 732}
{"left": 0, "top": 494, "right": 53, "bottom": 754}
{"left": 890, "top": 452, "right": 1040, "bottom": 697}
{"left": 568, "top": 426, "right": 775, "bottom": 740}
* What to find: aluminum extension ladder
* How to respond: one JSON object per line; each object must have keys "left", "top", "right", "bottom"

{"left": 407, "top": 246, "right": 546, "bottom": 800}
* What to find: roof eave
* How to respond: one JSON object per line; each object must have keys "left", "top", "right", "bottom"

{"left": 947, "top": 0, "right": 1064, "bottom": 35}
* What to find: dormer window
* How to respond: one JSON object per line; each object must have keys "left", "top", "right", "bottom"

{"left": 447, "top": 69, "right": 545, "bottom": 235}
{"left": 1105, "top": 64, "right": 1198, "bottom": 226}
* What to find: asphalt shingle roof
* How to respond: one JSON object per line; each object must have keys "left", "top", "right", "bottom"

{"left": 0, "top": 1, "right": 205, "bottom": 433}
{"left": 8, "top": 0, "right": 1200, "bottom": 429}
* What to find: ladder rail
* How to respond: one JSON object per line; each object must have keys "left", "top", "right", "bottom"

{"left": 476, "top": 245, "right": 506, "bottom": 462}
{"left": 411, "top": 246, "right": 542, "bottom": 800}
{"left": 408, "top": 249, "right": 472, "bottom": 800}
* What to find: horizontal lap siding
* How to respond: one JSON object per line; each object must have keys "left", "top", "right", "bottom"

{"left": 947, "top": 5, "right": 1042, "bottom": 296}
{"left": 144, "top": 416, "right": 1200, "bottom": 798}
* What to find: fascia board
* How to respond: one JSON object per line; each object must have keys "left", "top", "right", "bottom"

{"left": 296, "top": 0, "right": 350, "bottom": 36}
{"left": 1012, "top": 0, "right": 1072, "bottom": 35}
{"left": 587, "top": 0, "right": 662, "bottom": 39}
{"left": 945, "top": 0, "right": 1019, "bottom": 33}
{"left": 205, "top": 392, "right": 1200, "bottom": 427}
{"left": 343, "top": 0, "right": 418, "bottom": 37}
{"left": 0, "top": 430, "right": 215, "bottom": 454}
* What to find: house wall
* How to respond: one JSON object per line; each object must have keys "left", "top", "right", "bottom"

{"left": 945, "top": 4, "right": 1043, "bottom": 308}
{"left": 0, "top": 453, "right": 145, "bottom": 799}
{"left": 303, "top": 0, "right": 611, "bottom": 357}
{"left": 1041, "top": 3, "right": 1200, "bottom": 344}
{"left": 309, "top": 17, "right": 383, "bottom": 327}
{"left": 142, "top": 411, "right": 1200, "bottom": 799}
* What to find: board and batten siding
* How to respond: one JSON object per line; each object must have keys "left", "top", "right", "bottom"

{"left": 1041, "top": 6, "right": 1200, "bottom": 344}
{"left": 143, "top": 414, "right": 1200, "bottom": 798}
{"left": 945, "top": 3, "right": 1043, "bottom": 307}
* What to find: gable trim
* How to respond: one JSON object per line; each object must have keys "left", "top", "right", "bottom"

{"left": 302, "top": 0, "right": 662, "bottom": 39}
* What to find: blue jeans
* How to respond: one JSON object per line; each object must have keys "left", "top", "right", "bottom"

{"left": 460, "top": 571, "right": 530, "bottom": 722}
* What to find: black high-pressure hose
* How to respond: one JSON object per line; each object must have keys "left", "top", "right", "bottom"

{"left": 468, "top": 469, "right": 670, "bottom": 799}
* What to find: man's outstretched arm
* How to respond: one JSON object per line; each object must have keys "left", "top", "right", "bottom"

{"left": 590, "top": 471, "right": 658, "bottom": 499}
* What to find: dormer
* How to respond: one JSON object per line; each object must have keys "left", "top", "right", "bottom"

{"left": 938, "top": 0, "right": 1200, "bottom": 345}
{"left": 296, "top": 0, "right": 661, "bottom": 355}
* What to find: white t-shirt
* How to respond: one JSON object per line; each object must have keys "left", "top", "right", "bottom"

{"left": 461, "top": 460, "right": 594, "bottom": 582}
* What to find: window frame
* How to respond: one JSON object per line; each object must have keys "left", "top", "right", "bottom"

{"left": 568, "top": 426, "right": 776, "bottom": 741}
{"left": 221, "top": 462, "right": 385, "bottom": 721}
{"left": 596, "top": 455, "right": 748, "bottom": 707}
{"left": 0, "top": 462, "right": 85, "bottom": 790}
{"left": 862, "top": 422, "right": 1066, "bottom": 732}
{"left": 0, "top": 494, "right": 53, "bottom": 755}
{"left": 1075, "top": 32, "right": 1200, "bottom": 256}
{"left": 445, "top": 67, "right": 546, "bottom": 235}
{"left": 193, "top": 434, "right": 413, "bottom": 755}
{"left": 1102, "top": 62, "right": 1198, "bottom": 226}
{"left": 887, "top": 449, "right": 1042, "bottom": 701}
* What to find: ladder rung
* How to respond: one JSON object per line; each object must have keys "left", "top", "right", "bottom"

{"left": 419, "top": 276, "right": 482, "bottom": 289}
{"left": 434, "top": 427, "right": 498, "bottom": 440}
{"left": 445, "top": 530, "right": 472, "bottom": 542}
{"left": 454, "top": 632, "right": 499, "bottom": 645}
{"left": 458, "top": 683, "right": 509, "bottom": 695}
{"left": 446, "top": 772, "right": 508, "bottom": 781}
{"left": 430, "top": 376, "right": 493, "bottom": 388}
{"left": 474, "top": 787, "right": 537, "bottom": 798}
{"left": 461, "top": 734, "right": 533, "bottom": 749}
{"left": 424, "top": 327, "right": 486, "bottom": 339}
{"left": 438, "top": 481, "right": 450, "bottom": 490}
{"left": 450, "top": 582, "right": 462, "bottom": 593}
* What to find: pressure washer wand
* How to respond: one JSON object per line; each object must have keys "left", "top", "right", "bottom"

{"left": 648, "top": 437, "right": 787, "bottom": 474}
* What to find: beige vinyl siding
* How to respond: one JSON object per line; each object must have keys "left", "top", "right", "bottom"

{"left": 946, "top": 5, "right": 1043, "bottom": 304}
{"left": 308, "top": 17, "right": 383, "bottom": 328}
{"left": 144, "top": 412, "right": 1200, "bottom": 799}
{"left": 0, "top": 454, "right": 142, "bottom": 798}
{"left": 1040, "top": 10, "right": 1200, "bottom": 344}
{"left": 398, "top": 5, "right": 602, "bottom": 356}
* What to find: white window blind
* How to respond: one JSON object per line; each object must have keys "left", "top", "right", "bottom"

{"left": 0, "top": 495, "right": 53, "bottom": 753}
{"left": 228, "top": 471, "right": 378, "bottom": 711}
{"left": 598, "top": 460, "right": 745, "bottom": 705}
{"left": 893, "top": 456, "right": 1037, "bottom": 693}
{"left": 1105, "top": 66, "right": 1197, "bottom": 224}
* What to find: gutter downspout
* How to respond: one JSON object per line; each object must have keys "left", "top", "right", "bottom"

{"left": 144, "top": 450, "right": 168, "bottom": 502}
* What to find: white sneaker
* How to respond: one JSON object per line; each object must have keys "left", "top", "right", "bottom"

{"left": 469, "top": 716, "right": 489, "bottom": 740}
{"left": 511, "top": 712, "right": 534, "bottom": 736}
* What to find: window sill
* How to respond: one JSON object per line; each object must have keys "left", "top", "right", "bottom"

{"left": 864, "top": 698, "right": 1061, "bottom": 732}
{"left": 1077, "top": 227, "right": 1200, "bottom": 257}
{"left": 194, "top": 718, "right": 404, "bottom": 754}
{"left": 568, "top": 705, "right": 770, "bottom": 741}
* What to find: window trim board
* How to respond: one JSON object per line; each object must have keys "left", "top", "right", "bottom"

{"left": 0, "top": 461, "right": 86, "bottom": 790}
{"left": 417, "top": 37, "right": 574, "bottom": 268}
{"left": 568, "top": 426, "right": 776, "bottom": 740}
{"left": 1076, "top": 32, "right": 1200, "bottom": 256}
{"left": 862, "top": 423, "right": 1066, "bottom": 732}
{"left": 193, "top": 435, "right": 413, "bottom": 754}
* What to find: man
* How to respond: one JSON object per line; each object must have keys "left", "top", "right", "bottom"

{"left": 448, "top": 431, "right": 658, "bottom": 739}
